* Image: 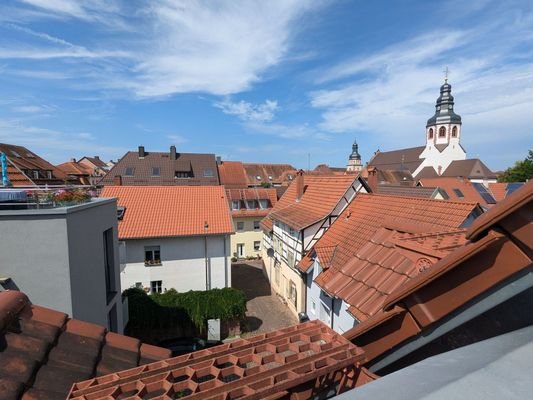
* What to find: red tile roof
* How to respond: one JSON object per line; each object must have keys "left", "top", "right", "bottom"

{"left": 264, "top": 174, "right": 361, "bottom": 231}
{"left": 488, "top": 182, "right": 507, "bottom": 201}
{"left": 101, "top": 186, "right": 234, "bottom": 239}
{"left": 5, "top": 163, "right": 35, "bottom": 187}
{"left": 226, "top": 188, "right": 278, "bottom": 217}
{"left": 56, "top": 161, "right": 92, "bottom": 176}
{"left": 68, "top": 320, "right": 371, "bottom": 400}
{"left": 343, "top": 182, "right": 532, "bottom": 363}
{"left": 243, "top": 163, "right": 296, "bottom": 186}
{"left": 419, "top": 177, "right": 491, "bottom": 205}
{"left": 441, "top": 159, "right": 496, "bottom": 180}
{"left": 367, "top": 146, "right": 425, "bottom": 173}
{"left": 309, "top": 194, "right": 480, "bottom": 321}
{"left": 0, "top": 143, "right": 68, "bottom": 185}
{"left": 0, "top": 290, "right": 171, "bottom": 400}
{"left": 217, "top": 161, "right": 249, "bottom": 188}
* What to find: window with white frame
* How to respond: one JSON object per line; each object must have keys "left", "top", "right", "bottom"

{"left": 144, "top": 246, "right": 161, "bottom": 266}
{"left": 254, "top": 241, "right": 261, "bottom": 251}
{"left": 246, "top": 200, "right": 256, "bottom": 209}
{"left": 253, "top": 220, "right": 260, "bottom": 230}
{"left": 258, "top": 199, "right": 268, "bottom": 209}
{"left": 150, "top": 280, "right": 162, "bottom": 294}
{"left": 231, "top": 200, "right": 240, "bottom": 210}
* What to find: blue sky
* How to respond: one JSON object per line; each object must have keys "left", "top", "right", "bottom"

{"left": 0, "top": 0, "right": 532, "bottom": 170}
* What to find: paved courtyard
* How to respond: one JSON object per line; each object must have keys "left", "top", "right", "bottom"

{"left": 232, "top": 260, "right": 297, "bottom": 335}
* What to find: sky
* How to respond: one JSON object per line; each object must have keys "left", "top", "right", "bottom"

{"left": 0, "top": 0, "right": 532, "bottom": 171}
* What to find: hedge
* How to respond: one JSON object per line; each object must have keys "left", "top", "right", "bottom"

{"left": 124, "top": 287, "right": 247, "bottom": 332}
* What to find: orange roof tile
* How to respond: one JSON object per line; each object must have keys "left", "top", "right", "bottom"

{"left": 217, "top": 161, "right": 248, "bottom": 188}
{"left": 418, "top": 177, "right": 491, "bottom": 205}
{"left": 488, "top": 182, "right": 507, "bottom": 202}
{"left": 311, "top": 194, "right": 480, "bottom": 321}
{"left": 265, "top": 174, "right": 360, "bottom": 231}
{"left": 6, "top": 163, "right": 34, "bottom": 187}
{"left": 226, "top": 187, "right": 277, "bottom": 217}
{"left": 243, "top": 163, "right": 296, "bottom": 186}
{"left": 56, "top": 161, "right": 92, "bottom": 176}
{"left": 101, "top": 186, "right": 234, "bottom": 239}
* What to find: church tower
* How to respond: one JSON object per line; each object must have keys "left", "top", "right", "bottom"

{"left": 415, "top": 77, "right": 466, "bottom": 176}
{"left": 346, "top": 139, "right": 363, "bottom": 172}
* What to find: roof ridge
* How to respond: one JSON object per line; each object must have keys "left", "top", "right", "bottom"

{"left": 367, "top": 192, "right": 479, "bottom": 208}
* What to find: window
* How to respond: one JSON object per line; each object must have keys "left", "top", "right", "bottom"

{"left": 145, "top": 246, "right": 161, "bottom": 266}
{"left": 258, "top": 199, "right": 268, "bottom": 209}
{"left": 268, "top": 175, "right": 273, "bottom": 181}
{"left": 231, "top": 200, "right": 240, "bottom": 210}
{"left": 253, "top": 220, "right": 260, "bottom": 230}
{"left": 32, "top": 170, "right": 40, "bottom": 179}
{"left": 452, "top": 126, "right": 458, "bottom": 137}
{"left": 117, "top": 207, "right": 126, "bottom": 220}
{"left": 152, "top": 167, "right": 160, "bottom": 176}
{"left": 246, "top": 200, "right": 256, "bottom": 209}
{"left": 438, "top": 126, "right": 446, "bottom": 137}
{"left": 46, "top": 171, "right": 53, "bottom": 179}
{"left": 254, "top": 241, "right": 261, "bottom": 251}
{"left": 203, "top": 168, "right": 214, "bottom": 177}
{"left": 103, "top": 228, "right": 117, "bottom": 303}
{"left": 311, "top": 301, "right": 316, "bottom": 314}
{"left": 151, "top": 280, "right": 162, "bottom": 294}
{"left": 256, "top": 175, "right": 261, "bottom": 181}
{"left": 287, "top": 251, "right": 295, "bottom": 268}
{"left": 236, "top": 221, "right": 244, "bottom": 231}
{"left": 124, "top": 167, "right": 135, "bottom": 176}
{"left": 440, "top": 189, "right": 450, "bottom": 200}
{"left": 175, "top": 171, "right": 191, "bottom": 178}
{"left": 288, "top": 174, "right": 293, "bottom": 181}
{"left": 428, "top": 128, "right": 434, "bottom": 139}
{"left": 289, "top": 280, "right": 297, "bottom": 308}
{"left": 274, "top": 262, "right": 280, "bottom": 286}
{"left": 452, "top": 188, "right": 464, "bottom": 198}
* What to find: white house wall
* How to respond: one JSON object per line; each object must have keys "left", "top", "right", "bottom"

{"left": 121, "top": 235, "right": 231, "bottom": 293}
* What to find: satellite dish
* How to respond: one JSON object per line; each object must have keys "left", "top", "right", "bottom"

{"left": 266, "top": 248, "right": 274, "bottom": 257}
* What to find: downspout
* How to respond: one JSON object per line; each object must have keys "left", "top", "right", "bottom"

{"left": 224, "top": 235, "right": 229, "bottom": 287}
{"left": 331, "top": 296, "right": 335, "bottom": 330}
{"left": 204, "top": 222, "right": 210, "bottom": 290}
{"left": 301, "top": 229, "right": 307, "bottom": 314}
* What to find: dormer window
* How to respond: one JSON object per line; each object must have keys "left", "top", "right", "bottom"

{"left": 246, "top": 200, "right": 256, "bottom": 209}
{"left": 256, "top": 175, "right": 261, "bottom": 181}
{"left": 428, "top": 128, "right": 434, "bottom": 139}
{"left": 452, "top": 126, "right": 457, "bottom": 137}
{"left": 231, "top": 200, "right": 240, "bottom": 210}
{"left": 152, "top": 167, "right": 160, "bottom": 176}
{"left": 124, "top": 167, "right": 135, "bottom": 176}
{"left": 175, "top": 171, "right": 191, "bottom": 179}
{"left": 268, "top": 175, "right": 273, "bottom": 181}
{"left": 46, "top": 171, "right": 53, "bottom": 179}
{"left": 259, "top": 199, "right": 268, "bottom": 209}
{"left": 32, "top": 170, "right": 39, "bottom": 179}
{"left": 438, "top": 126, "right": 446, "bottom": 137}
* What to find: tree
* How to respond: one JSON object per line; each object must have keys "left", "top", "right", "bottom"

{"left": 498, "top": 150, "right": 533, "bottom": 183}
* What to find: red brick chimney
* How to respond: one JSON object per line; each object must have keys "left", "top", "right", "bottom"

{"left": 295, "top": 169, "right": 305, "bottom": 202}
{"left": 113, "top": 175, "right": 122, "bottom": 186}
{"left": 367, "top": 166, "right": 378, "bottom": 193}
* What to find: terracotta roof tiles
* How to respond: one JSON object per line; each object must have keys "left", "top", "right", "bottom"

{"left": 264, "top": 174, "right": 360, "bottom": 231}
{"left": 441, "top": 158, "right": 497, "bottom": 180}
{"left": 217, "top": 161, "right": 249, "bottom": 188}
{"left": 101, "top": 186, "right": 234, "bottom": 239}
{"left": 243, "top": 163, "right": 296, "bottom": 186}
{"left": 226, "top": 188, "right": 277, "bottom": 217}
{"left": 419, "top": 177, "right": 492, "bottom": 205}
{"left": 0, "top": 290, "right": 171, "bottom": 400}
{"left": 311, "top": 194, "right": 479, "bottom": 321}
{"left": 367, "top": 146, "right": 425, "bottom": 173}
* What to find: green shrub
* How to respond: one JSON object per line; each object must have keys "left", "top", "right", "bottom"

{"left": 124, "top": 287, "right": 247, "bottom": 332}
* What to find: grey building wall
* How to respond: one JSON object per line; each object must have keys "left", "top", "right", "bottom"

{"left": 0, "top": 198, "right": 123, "bottom": 333}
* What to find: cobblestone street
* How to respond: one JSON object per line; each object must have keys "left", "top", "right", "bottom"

{"left": 231, "top": 261, "right": 297, "bottom": 335}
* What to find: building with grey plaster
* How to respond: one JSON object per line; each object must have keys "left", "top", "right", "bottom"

{"left": 0, "top": 198, "right": 124, "bottom": 333}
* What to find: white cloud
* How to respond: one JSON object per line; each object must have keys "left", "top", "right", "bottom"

{"left": 167, "top": 134, "right": 188, "bottom": 144}
{"left": 309, "top": 10, "right": 533, "bottom": 152}
{"left": 11, "top": 105, "right": 50, "bottom": 113}
{"left": 214, "top": 99, "right": 279, "bottom": 122}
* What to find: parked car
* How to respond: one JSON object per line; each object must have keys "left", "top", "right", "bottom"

{"left": 157, "top": 337, "right": 224, "bottom": 356}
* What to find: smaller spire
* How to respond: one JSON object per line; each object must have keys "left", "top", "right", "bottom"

{"left": 349, "top": 138, "right": 361, "bottom": 160}
{"left": 443, "top": 66, "right": 449, "bottom": 83}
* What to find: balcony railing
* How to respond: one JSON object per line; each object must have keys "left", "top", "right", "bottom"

{"left": 0, "top": 186, "right": 96, "bottom": 210}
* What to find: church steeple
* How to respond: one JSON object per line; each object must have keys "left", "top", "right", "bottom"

{"left": 426, "top": 80, "right": 462, "bottom": 128}
{"left": 347, "top": 139, "right": 363, "bottom": 172}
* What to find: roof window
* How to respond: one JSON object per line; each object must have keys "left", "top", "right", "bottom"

{"left": 124, "top": 167, "right": 135, "bottom": 176}
{"left": 268, "top": 175, "right": 273, "bottom": 180}
{"left": 203, "top": 168, "right": 214, "bottom": 177}
{"left": 152, "top": 167, "right": 160, "bottom": 177}
{"left": 175, "top": 171, "right": 191, "bottom": 179}
{"left": 10, "top": 150, "right": 21, "bottom": 158}
{"left": 117, "top": 207, "right": 126, "bottom": 220}
{"left": 452, "top": 188, "right": 464, "bottom": 198}
{"left": 440, "top": 189, "right": 450, "bottom": 200}
{"left": 256, "top": 175, "right": 261, "bottom": 180}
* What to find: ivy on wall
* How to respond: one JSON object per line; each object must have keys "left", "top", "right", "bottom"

{"left": 124, "top": 287, "right": 247, "bottom": 332}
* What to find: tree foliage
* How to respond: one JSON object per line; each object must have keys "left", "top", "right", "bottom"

{"left": 498, "top": 150, "right": 533, "bottom": 183}
{"left": 123, "top": 287, "right": 247, "bottom": 332}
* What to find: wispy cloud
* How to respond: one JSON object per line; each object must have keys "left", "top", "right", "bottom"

{"left": 309, "top": 6, "right": 533, "bottom": 153}
{"left": 214, "top": 99, "right": 279, "bottom": 122}
{"left": 11, "top": 104, "right": 52, "bottom": 113}
{"left": 167, "top": 134, "right": 188, "bottom": 144}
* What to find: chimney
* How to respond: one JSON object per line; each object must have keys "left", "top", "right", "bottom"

{"left": 367, "top": 166, "right": 378, "bottom": 192}
{"left": 170, "top": 145, "right": 176, "bottom": 160}
{"left": 94, "top": 156, "right": 100, "bottom": 160}
{"left": 113, "top": 175, "right": 122, "bottom": 186}
{"left": 295, "top": 169, "right": 305, "bottom": 202}
{"left": 70, "top": 158, "right": 76, "bottom": 163}
{"left": 216, "top": 156, "right": 222, "bottom": 165}
{"left": 138, "top": 146, "right": 145, "bottom": 158}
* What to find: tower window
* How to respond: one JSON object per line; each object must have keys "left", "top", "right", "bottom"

{"left": 428, "top": 128, "right": 434, "bottom": 139}
{"left": 452, "top": 126, "right": 457, "bottom": 137}
{"left": 439, "top": 126, "right": 446, "bottom": 137}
